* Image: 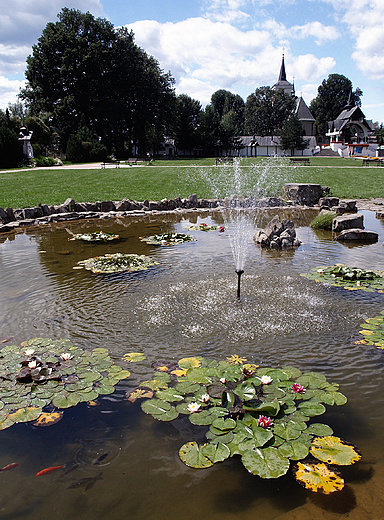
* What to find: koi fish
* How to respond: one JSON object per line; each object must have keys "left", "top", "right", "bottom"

{"left": 36, "top": 465, "right": 64, "bottom": 476}
{"left": 0, "top": 463, "right": 19, "bottom": 471}
{"left": 67, "top": 472, "right": 103, "bottom": 491}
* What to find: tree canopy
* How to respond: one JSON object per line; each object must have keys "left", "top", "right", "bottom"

{"left": 244, "top": 87, "right": 296, "bottom": 136}
{"left": 280, "top": 114, "right": 309, "bottom": 155}
{"left": 309, "top": 74, "right": 362, "bottom": 137}
{"left": 21, "top": 8, "right": 176, "bottom": 156}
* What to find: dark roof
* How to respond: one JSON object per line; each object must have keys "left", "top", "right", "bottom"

{"left": 278, "top": 54, "right": 287, "bottom": 81}
{"left": 296, "top": 97, "right": 315, "bottom": 121}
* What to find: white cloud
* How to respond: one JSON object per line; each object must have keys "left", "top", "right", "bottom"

{"left": 202, "top": 0, "right": 250, "bottom": 24}
{"left": 128, "top": 18, "right": 336, "bottom": 103}
{"left": 260, "top": 19, "right": 338, "bottom": 45}
{"left": 0, "top": 76, "right": 26, "bottom": 109}
{"left": 341, "top": 0, "right": 384, "bottom": 79}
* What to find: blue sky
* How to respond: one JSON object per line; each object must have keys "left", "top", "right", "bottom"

{"left": 1, "top": 0, "right": 384, "bottom": 124}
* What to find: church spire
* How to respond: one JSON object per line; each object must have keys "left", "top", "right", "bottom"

{"left": 278, "top": 54, "right": 287, "bottom": 82}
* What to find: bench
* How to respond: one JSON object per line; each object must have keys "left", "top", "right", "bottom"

{"left": 362, "top": 158, "right": 383, "bottom": 166}
{"left": 125, "top": 158, "right": 138, "bottom": 165}
{"left": 215, "top": 157, "right": 234, "bottom": 165}
{"left": 101, "top": 160, "right": 120, "bottom": 168}
{"left": 289, "top": 157, "right": 310, "bottom": 165}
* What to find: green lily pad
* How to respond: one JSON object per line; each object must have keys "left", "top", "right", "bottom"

{"left": 156, "top": 388, "right": 184, "bottom": 402}
{"left": 179, "top": 442, "right": 213, "bottom": 468}
{"left": 189, "top": 407, "right": 228, "bottom": 425}
{"left": 306, "top": 423, "right": 334, "bottom": 436}
{"left": 141, "top": 398, "right": 178, "bottom": 421}
{"left": 299, "top": 401, "right": 326, "bottom": 417}
{"left": 52, "top": 391, "right": 81, "bottom": 409}
{"left": 242, "top": 447, "right": 290, "bottom": 478}
{"left": 234, "top": 381, "right": 256, "bottom": 401}
{"left": 201, "top": 442, "right": 230, "bottom": 463}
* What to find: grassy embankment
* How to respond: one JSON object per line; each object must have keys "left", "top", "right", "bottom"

{"left": 0, "top": 156, "right": 382, "bottom": 209}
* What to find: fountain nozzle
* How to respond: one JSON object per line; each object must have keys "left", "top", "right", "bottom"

{"left": 236, "top": 269, "right": 244, "bottom": 299}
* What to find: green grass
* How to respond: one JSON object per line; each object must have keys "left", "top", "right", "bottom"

{"left": 0, "top": 157, "right": 382, "bottom": 209}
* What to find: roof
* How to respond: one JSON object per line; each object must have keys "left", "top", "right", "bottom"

{"left": 295, "top": 97, "right": 315, "bottom": 122}
{"left": 272, "top": 54, "right": 295, "bottom": 96}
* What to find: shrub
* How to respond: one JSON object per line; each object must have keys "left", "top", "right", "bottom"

{"left": 34, "top": 156, "right": 57, "bottom": 167}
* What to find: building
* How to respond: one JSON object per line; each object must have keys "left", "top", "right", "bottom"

{"left": 326, "top": 95, "right": 378, "bottom": 157}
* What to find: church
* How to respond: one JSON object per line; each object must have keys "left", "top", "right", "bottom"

{"left": 238, "top": 55, "right": 316, "bottom": 157}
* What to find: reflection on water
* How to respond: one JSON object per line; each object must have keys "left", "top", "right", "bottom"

{"left": 0, "top": 209, "right": 384, "bottom": 519}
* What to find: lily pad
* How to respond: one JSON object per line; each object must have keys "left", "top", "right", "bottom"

{"left": 179, "top": 442, "right": 213, "bottom": 468}
{"left": 7, "top": 406, "right": 42, "bottom": 423}
{"left": 293, "top": 460, "right": 344, "bottom": 494}
{"left": 52, "top": 392, "right": 81, "bottom": 409}
{"left": 141, "top": 398, "right": 178, "bottom": 421}
{"left": 242, "top": 447, "right": 290, "bottom": 479}
{"left": 310, "top": 436, "right": 362, "bottom": 465}
{"left": 201, "top": 442, "right": 230, "bottom": 463}
{"left": 77, "top": 253, "right": 158, "bottom": 274}
{"left": 32, "top": 411, "right": 64, "bottom": 427}
{"left": 122, "top": 352, "right": 146, "bottom": 363}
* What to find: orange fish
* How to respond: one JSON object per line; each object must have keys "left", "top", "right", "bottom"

{"left": 0, "top": 463, "right": 19, "bottom": 471}
{"left": 36, "top": 465, "right": 64, "bottom": 476}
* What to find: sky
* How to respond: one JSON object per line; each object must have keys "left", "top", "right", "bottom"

{"left": 1, "top": 0, "right": 384, "bottom": 124}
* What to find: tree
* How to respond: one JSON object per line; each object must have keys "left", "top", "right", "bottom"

{"left": 244, "top": 87, "right": 296, "bottom": 136}
{"left": 21, "top": 8, "right": 175, "bottom": 156}
{"left": 0, "top": 111, "right": 23, "bottom": 168}
{"left": 174, "top": 94, "right": 202, "bottom": 152}
{"left": 280, "top": 114, "right": 309, "bottom": 155}
{"left": 309, "top": 74, "right": 362, "bottom": 137}
{"left": 198, "top": 105, "right": 219, "bottom": 156}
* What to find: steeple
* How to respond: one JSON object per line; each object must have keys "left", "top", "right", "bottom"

{"left": 278, "top": 54, "right": 287, "bottom": 82}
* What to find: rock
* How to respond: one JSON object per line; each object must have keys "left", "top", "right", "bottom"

{"left": 62, "top": 198, "right": 76, "bottom": 211}
{"left": 253, "top": 215, "right": 301, "bottom": 249}
{"left": 319, "top": 196, "right": 339, "bottom": 209}
{"left": 100, "top": 201, "right": 115, "bottom": 212}
{"left": 334, "top": 229, "right": 378, "bottom": 242}
{"left": 332, "top": 213, "right": 364, "bottom": 232}
{"left": 0, "top": 207, "right": 8, "bottom": 223}
{"left": 188, "top": 194, "right": 198, "bottom": 207}
{"left": 283, "top": 183, "right": 324, "bottom": 205}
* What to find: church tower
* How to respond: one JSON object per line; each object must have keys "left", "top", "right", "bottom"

{"left": 272, "top": 54, "right": 295, "bottom": 96}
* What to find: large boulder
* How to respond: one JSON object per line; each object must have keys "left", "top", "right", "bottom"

{"left": 334, "top": 229, "right": 378, "bottom": 242}
{"left": 332, "top": 213, "right": 364, "bottom": 232}
{"left": 283, "top": 183, "right": 325, "bottom": 205}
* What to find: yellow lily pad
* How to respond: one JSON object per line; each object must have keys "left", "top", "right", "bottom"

{"left": 293, "top": 461, "right": 344, "bottom": 494}
{"left": 178, "top": 357, "right": 202, "bottom": 369}
{"left": 32, "top": 411, "right": 64, "bottom": 427}
{"left": 122, "top": 352, "right": 146, "bottom": 363}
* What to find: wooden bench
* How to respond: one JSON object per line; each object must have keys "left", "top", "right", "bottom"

{"left": 289, "top": 157, "right": 310, "bottom": 165}
{"left": 362, "top": 158, "right": 383, "bottom": 166}
{"left": 101, "top": 160, "right": 120, "bottom": 168}
{"left": 215, "top": 157, "right": 234, "bottom": 165}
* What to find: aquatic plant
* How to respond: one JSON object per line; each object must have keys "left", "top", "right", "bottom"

{"left": 140, "top": 233, "right": 197, "bottom": 245}
{"left": 187, "top": 224, "right": 225, "bottom": 232}
{"left": 356, "top": 311, "right": 384, "bottom": 348}
{"left": 68, "top": 231, "right": 120, "bottom": 242}
{"left": 301, "top": 264, "right": 384, "bottom": 292}
{"left": 137, "top": 356, "right": 360, "bottom": 493}
{"left": 76, "top": 253, "right": 158, "bottom": 273}
{"left": 0, "top": 338, "right": 131, "bottom": 429}
{"left": 310, "top": 211, "right": 336, "bottom": 230}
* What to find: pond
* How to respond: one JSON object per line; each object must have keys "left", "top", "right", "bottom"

{"left": 0, "top": 208, "right": 384, "bottom": 520}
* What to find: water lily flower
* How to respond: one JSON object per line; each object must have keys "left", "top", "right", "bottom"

{"left": 292, "top": 383, "right": 306, "bottom": 393}
{"left": 356, "top": 281, "right": 361, "bottom": 286}
{"left": 28, "top": 360, "right": 37, "bottom": 369}
{"left": 200, "top": 393, "right": 210, "bottom": 403}
{"left": 219, "top": 377, "right": 226, "bottom": 384}
{"left": 219, "top": 226, "right": 225, "bottom": 233}
{"left": 317, "top": 269, "right": 324, "bottom": 274}
{"left": 24, "top": 348, "right": 35, "bottom": 356}
{"left": 201, "top": 223, "right": 207, "bottom": 227}
{"left": 260, "top": 375, "right": 272, "bottom": 385}
{"left": 187, "top": 402, "right": 201, "bottom": 413}
{"left": 258, "top": 415, "right": 272, "bottom": 429}
{"left": 60, "top": 353, "right": 73, "bottom": 361}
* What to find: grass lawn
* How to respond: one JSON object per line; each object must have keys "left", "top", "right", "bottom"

{"left": 0, "top": 156, "right": 383, "bottom": 209}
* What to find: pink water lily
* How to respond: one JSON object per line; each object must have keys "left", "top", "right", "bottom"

{"left": 292, "top": 383, "right": 306, "bottom": 393}
{"left": 258, "top": 415, "right": 272, "bottom": 429}
{"left": 219, "top": 226, "right": 225, "bottom": 233}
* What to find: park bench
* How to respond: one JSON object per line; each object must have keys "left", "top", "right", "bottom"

{"left": 362, "top": 158, "right": 383, "bottom": 166}
{"left": 101, "top": 160, "right": 120, "bottom": 168}
{"left": 215, "top": 157, "right": 234, "bottom": 165}
{"left": 125, "top": 158, "right": 138, "bottom": 165}
{"left": 289, "top": 157, "right": 310, "bottom": 165}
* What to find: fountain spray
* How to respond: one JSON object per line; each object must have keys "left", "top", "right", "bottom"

{"left": 236, "top": 269, "right": 244, "bottom": 299}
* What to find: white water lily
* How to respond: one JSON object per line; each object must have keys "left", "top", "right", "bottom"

{"left": 60, "top": 353, "right": 73, "bottom": 361}
{"left": 200, "top": 393, "right": 210, "bottom": 403}
{"left": 187, "top": 402, "right": 201, "bottom": 413}
{"left": 260, "top": 375, "right": 273, "bottom": 385}
{"left": 24, "top": 349, "right": 35, "bottom": 356}
{"left": 28, "top": 360, "right": 37, "bottom": 369}
{"left": 220, "top": 377, "right": 226, "bottom": 384}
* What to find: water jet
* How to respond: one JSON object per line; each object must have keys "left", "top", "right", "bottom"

{"left": 236, "top": 268, "right": 244, "bottom": 299}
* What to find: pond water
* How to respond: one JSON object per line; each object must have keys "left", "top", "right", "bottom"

{"left": 0, "top": 208, "right": 384, "bottom": 520}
